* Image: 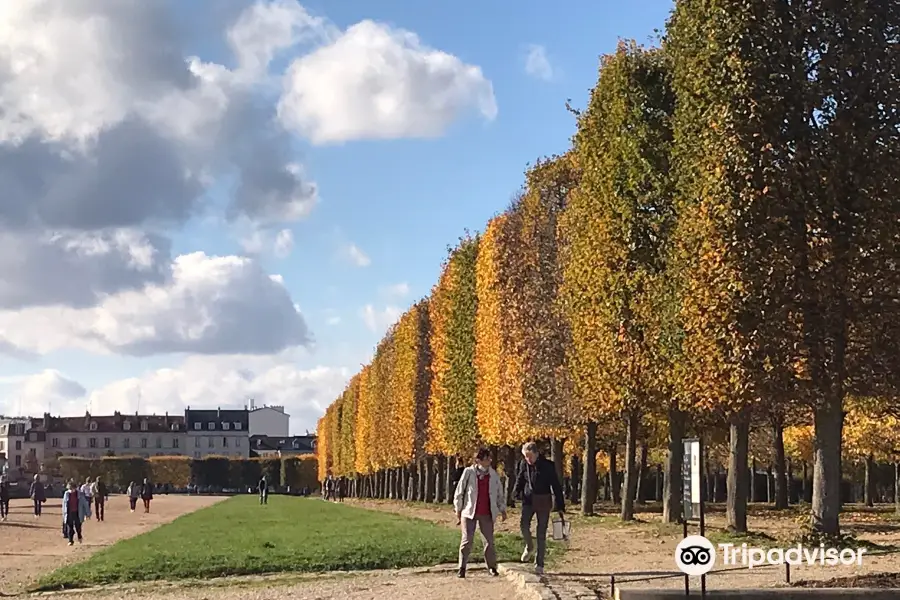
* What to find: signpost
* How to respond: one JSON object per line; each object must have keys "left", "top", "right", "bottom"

{"left": 682, "top": 437, "right": 707, "bottom": 598}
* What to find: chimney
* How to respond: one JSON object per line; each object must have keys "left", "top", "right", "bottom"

{"left": 217, "top": 407, "right": 221, "bottom": 418}
{"left": 43, "top": 412, "right": 50, "bottom": 429}
{"left": 164, "top": 411, "right": 169, "bottom": 427}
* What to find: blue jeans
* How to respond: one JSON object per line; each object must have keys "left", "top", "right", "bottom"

{"left": 520, "top": 503, "right": 550, "bottom": 567}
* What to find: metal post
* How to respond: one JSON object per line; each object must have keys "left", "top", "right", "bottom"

{"left": 785, "top": 561, "right": 791, "bottom": 584}
{"left": 610, "top": 574, "right": 616, "bottom": 598}
{"left": 699, "top": 436, "right": 706, "bottom": 598}
{"left": 683, "top": 520, "right": 690, "bottom": 597}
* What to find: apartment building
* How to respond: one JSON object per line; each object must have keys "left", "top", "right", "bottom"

{"left": 0, "top": 418, "right": 44, "bottom": 473}
{"left": 249, "top": 434, "right": 315, "bottom": 458}
{"left": 185, "top": 407, "right": 250, "bottom": 459}
{"left": 44, "top": 411, "right": 186, "bottom": 459}
{"left": 248, "top": 404, "right": 290, "bottom": 437}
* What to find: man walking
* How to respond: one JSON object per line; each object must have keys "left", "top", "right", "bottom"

{"left": 515, "top": 441, "right": 565, "bottom": 576}
{"left": 140, "top": 478, "right": 153, "bottom": 513}
{"left": 30, "top": 474, "right": 45, "bottom": 518}
{"left": 80, "top": 477, "right": 93, "bottom": 521}
{"left": 0, "top": 475, "right": 10, "bottom": 521}
{"left": 91, "top": 476, "right": 107, "bottom": 521}
{"left": 453, "top": 447, "right": 506, "bottom": 578}
{"left": 62, "top": 480, "right": 88, "bottom": 546}
{"left": 258, "top": 474, "right": 268, "bottom": 505}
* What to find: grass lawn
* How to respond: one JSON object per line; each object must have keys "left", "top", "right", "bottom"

{"left": 37, "top": 495, "right": 549, "bottom": 590}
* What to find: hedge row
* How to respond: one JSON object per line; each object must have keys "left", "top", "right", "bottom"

{"left": 58, "top": 455, "right": 318, "bottom": 491}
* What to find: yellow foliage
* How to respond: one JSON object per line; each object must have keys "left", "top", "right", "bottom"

{"left": 390, "top": 303, "right": 430, "bottom": 465}
{"left": 354, "top": 365, "right": 374, "bottom": 474}
{"left": 783, "top": 425, "right": 814, "bottom": 464}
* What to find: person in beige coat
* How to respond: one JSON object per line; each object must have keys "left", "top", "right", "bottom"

{"left": 453, "top": 447, "right": 507, "bottom": 578}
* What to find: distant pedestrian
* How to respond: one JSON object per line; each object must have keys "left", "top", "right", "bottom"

{"left": 258, "top": 475, "right": 268, "bottom": 505}
{"left": 91, "top": 476, "right": 107, "bottom": 522}
{"left": 62, "top": 480, "right": 88, "bottom": 546}
{"left": 514, "top": 442, "right": 565, "bottom": 576}
{"left": 30, "top": 474, "right": 45, "bottom": 518}
{"left": 337, "top": 477, "right": 345, "bottom": 502}
{"left": 453, "top": 447, "right": 506, "bottom": 578}
{"left": 140, "top": 478, "right": 153, "bottom": 513}
{"left": 127, "top": 481, "right": 139, "bottom": 512}
{"left": 0, "top": 476, "right": 10, "bottom": 521}
{"left": 80, "top": 477, "right": 93, "bottom": 520}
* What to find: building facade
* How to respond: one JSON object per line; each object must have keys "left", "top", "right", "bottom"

{"left": 249, "top": 434, "right": 315, "bottom": 457}
{"left": 44, "top": 412, "right": 186, "bottom": 459}
{"left": 185, "top": 407, "right": 250, "bottom": 459}
{"left": 0, "top": 418, "right": 44, "bottom": 474}
{"left": 248, "top": 405, "right": 290, "bottom": 437}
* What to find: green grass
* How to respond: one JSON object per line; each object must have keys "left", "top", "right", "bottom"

{"left": 37, "top": 496, "right": 550, "bottom": 591}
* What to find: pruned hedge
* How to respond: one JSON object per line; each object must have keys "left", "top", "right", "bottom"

{"left": 58, "top": 455, "right": 316, "bottom": 491}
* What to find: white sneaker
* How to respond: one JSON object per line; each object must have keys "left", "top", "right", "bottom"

{"left": 535, "top": 566, "right": 544, "bottom": 576}
{"left": 520, "top": 548, "right": 531, "bottom": 562}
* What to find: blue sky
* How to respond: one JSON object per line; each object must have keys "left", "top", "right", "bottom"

{"left": 0, "top": 0, "right": 673, "bottom": 433}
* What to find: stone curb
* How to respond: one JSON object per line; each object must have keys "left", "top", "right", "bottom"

{"left": 498, "top": 564, "right": 557, "bottom": 600}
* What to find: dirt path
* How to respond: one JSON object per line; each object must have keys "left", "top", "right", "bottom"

{"left": 346, "top": 499, "right": 900, "bottom": 594}
{"left": 0, "top": 494, "right": 225, "bottom": 595}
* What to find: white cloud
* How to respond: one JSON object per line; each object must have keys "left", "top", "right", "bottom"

{"left": 380, "top": 282, "right": 410, "bottom": 298}
{"left": 341, "top": 243, "right": 371, "bottom": 267}
{"left": 524, "top": 44, "right": 553, "bottom": 81}
{"left": 273, "top": 229, "right": 294, "bottom": 259}
{"left": 278, "top": 20, "right": 497, "bottom": 144}
{"left": 0, "top": 357, "right": 350, "bottom": 435}
{"left": 360, "top": 304, "right": 402, "bottom": 334}
{"left": 237, "top": 224, "right": 295, "bottom": 259}
{"left": 0, "top": 252, "right": 310, "bottom": 356}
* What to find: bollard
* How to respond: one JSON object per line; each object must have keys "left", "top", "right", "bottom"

{"left": 610, "top": 574, "right": 616, "bottom": 598}
{"left": 785, "top": 560, "right": 791, "bottom": 584}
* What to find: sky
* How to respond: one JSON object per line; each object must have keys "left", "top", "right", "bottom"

{"left": 0, "top": 0, "right": 673, "bottom": 435}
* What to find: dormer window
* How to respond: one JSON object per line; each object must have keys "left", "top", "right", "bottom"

{"left": 140, "top": 421, "right": 148, "bottom": 431}
{"left": 171, "top": 423, "right": 179, "bottom": 431}
{"left": 233, "top": 422, "right": 242, "bottom": 430}
{"left": 292, "top": 440, "right": 299, "bottom": 448}
{"left": 207, "top": 422, "right": 215, "bottom": 430}
{"left": 194, "top": 422, "right": 201, "bottom": 430}
{"left": 222, "top": 422, "right": 230, "bottom": 430}
{"left": 123, "top": 421, "right": 131, "bottom": 431}
{"left": 89, "top": 421, "right": 98, "bottom": 431}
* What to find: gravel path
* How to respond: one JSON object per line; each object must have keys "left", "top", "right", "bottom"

{"left": 0, "top": 495, "right": 225, "bottom": 595}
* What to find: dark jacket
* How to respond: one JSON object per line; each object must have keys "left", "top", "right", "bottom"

{"left": 140, "top": 482, "right": 153, "bottom": 499}
{"left": 96, "top": 480, "right": 108, "bottom": 499}
{"left": 0, "top": 481, "right": 9, "bottom": 500}
{"left": 30, "top": 480, "right": 45, "bottom": 501}
{"left": 258, "top": 478, "right": 268, "bottom": 492}
{"left": 514, "top": 455, "right": 564, "bottom": 512}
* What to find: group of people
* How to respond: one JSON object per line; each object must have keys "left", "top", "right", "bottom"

{"left": 453, "top": 441, "right": 564, "bottom": 578}
{"left": 322, "top": 475, "right": 345, "bottom": 502}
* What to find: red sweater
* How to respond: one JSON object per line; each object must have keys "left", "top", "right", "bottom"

{"left": 474, "top": 472, "right": 491, "bottom": 516}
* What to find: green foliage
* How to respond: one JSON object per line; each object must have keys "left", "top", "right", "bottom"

{"left": 281, "top": 456, "right": 318, "bottom": 490}
{"left": 148, "top": 457, "right": 191, "bottom": 488}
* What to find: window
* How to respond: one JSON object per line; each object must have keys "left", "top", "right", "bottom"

{"left": 223, "top": 437, "right": 229, "bottom": 447}
{"left": 173, "top": 438, "right": 179, "bottom": 448}
{"left": 207, "top": 422, "right": 215, "bottom": 430}
{"left": 15, "top": 440, "right": 21, "bottom": 451}
{"left": 194, "top": 437, "right": 201, "bottom": 448}
{"left": 89, "top": 421, "right": 97, "bottom": 431}
{"left": 194, "top": 451, "right": 201, "bottom": 459}
{"left": 15, "top": 455, "right": 21, "bottom": 466}
{"left": 123, "top": 438, "right": 131, "bottom": 449}
{"left": 89, "top": 438, "right": 97, "bottom": 448}
{"left": 208, "top": 437, "right": 214, "bottom": 448}
{"left": 194, "top": 422, "right": 201, "bottom": 430}
{"left": 171, "top": 423, "right": 179, "bottom": 431}
{"left": 29, "top": 432, "right": 37, "bottom": 441}
{"left": 222, "top": 422, "right": 230, "bottom": 430}
{"left": 123, "top": 421, "right": 131, "bottom": 431}
{"left": 69, "top": 438, "right": 77, "bottom": 448}
{"left": 0, "top": 441, "right": 4, "bottom": 451}
{"left": 140, "top": 421, "right": 148, "bottom": 431}
{"left": 234, "top": 422, "right": 242, "bottom": 430}
{"left": 52, "top": 438, "right": 59, "bottom": 448}
{"left": 140, "top": 438, "right": 148, "bottom": 448}
{"left": 236, "top": 437, "right": 241, "bottom": 447}
{"left": 104, "top": 437, "right": 110, "bottom": 448}
{"left": 156, "top": 437, "right": 162, "bottom": 448}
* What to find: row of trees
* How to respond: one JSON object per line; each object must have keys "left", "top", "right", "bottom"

{"left": 317, "top": 0, "right": 900, "bottom": 536}
{"left": 58, "top": 455, "right": 318, "bottom": 491}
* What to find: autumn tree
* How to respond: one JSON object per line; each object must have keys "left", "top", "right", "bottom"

{"left": 564, "top": 41, "right": 675, "bottom": 520}
{"left": 354, "top": 366, "right": 374, "bottom": 478}
{"left": 337, "top": 375, "right": 359, "bottom": 478}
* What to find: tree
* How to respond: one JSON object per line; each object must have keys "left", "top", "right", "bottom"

{"left": 565, "top": 41, "right": 675, "bottom": 520}
{"left": 354, "top": 365, "right": 375, "bottom": 476}
{"left": 337, "top": 375, "right": 359, "bottom": 477}
{"left": 391, "top": 302, "right": 432, "bottom": 465}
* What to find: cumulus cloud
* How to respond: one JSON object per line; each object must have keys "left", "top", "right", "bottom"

{"left": 360, "top": 304, "right": 402, "bottom": 334}
{"left": 380, "top": 282, "right": 410, "bottom": 298}
{"left": 341, "top": 243, "right": 371, "bottom": 267}
{"left": 524, "top": 44, "right": 553, "bottom": 81}
{"left": 0, "top": 358, "right": 350, "bottom": 434}
{"left": 278, "top": 20, "right": 497, "bottom": 144}
{"left": 0, "top": 253, "right": 310, "bottom": 356}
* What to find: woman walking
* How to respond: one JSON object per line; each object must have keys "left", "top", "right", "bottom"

{"left": 0, "top": 476, "right": 10, "bottom": 521}
{"left": 453, "top": 447, "right": 507, "bottom": 579}
{"left": 127, "top": 481, "right": 140, "bottom": 512}
{"left": 80, "top": 477, "right": 93, "bottom": 521}
{"left": 140, "top": 478, "right": 153, "bottom": 513}
{"left": 30, "top": 474, "right": 45, "bottom": 518}
{"left": 62, "top": 480, "right": 88, "bottom": 546}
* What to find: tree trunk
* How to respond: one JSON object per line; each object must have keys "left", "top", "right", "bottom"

{"left": 656, "top": 464, "right": 663, "bottom": 502}
{"left": 663, "top": 408, "right": 685, "bottom": 523}
{"left": 504, "top": 446, "right": 517, "bottom": 507}
{"left": 609, "top": 445, "right": 620, "bottom": 504}
{"left": 551, "top": 438, "right": 565, "bottom": 485}
{"left": 727, "top": 413, "right": 750, "bottom": 533}
{"left": 446, "top": 455, "right": 457, "bottom": 504}
{"left": 802, "top": 460, "right": 810, "bottom": 502}
{"left": 621, "top": 412, "right": 640, "bottom": 520}
{"left": 894, "top": 462, "right": 899, "bottom": 516}
{"left": 435, "top": 455, "right": 446, "bottom": 503}
{"left": 864, "top": 454, "right": 875, "bottom": 508}
{"left": 713, "top": 466, "right": 721, "bottom": 502}
{"left": 749, "top": 457, "right": 757, "bottom": 503}
{"left": 569, "top": 453, "right": 582, "bottom": 503}
{"left": 812, "top": 399, "right": 844, "bottom": 535}
{"left": 773, "top": 421, "right": 788, "bottom": 509}
{"left": 636, "top": 444, "right": 648, "bottom": 504}
{"left": 425, "top": 456, "right": 435, "bottom": 502}
{"left": 766, "top": 465, "right": 774, "bottom": 503}
{"left": 582, "top": 421, "right": 598, "bottom": 515}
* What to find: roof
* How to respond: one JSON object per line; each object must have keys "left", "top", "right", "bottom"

{"left": 250, "top": 435, "right": 315, "bottom": 454}
{"left": 45, "top": 412, "right": 185, "bottom": 434}
{"left": 185, "top": 408, "right": 249, "bottom": 431}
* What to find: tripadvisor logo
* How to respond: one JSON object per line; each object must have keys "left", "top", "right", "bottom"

{"left": 675, "top": 535, "right": 867, "bottom": 576}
